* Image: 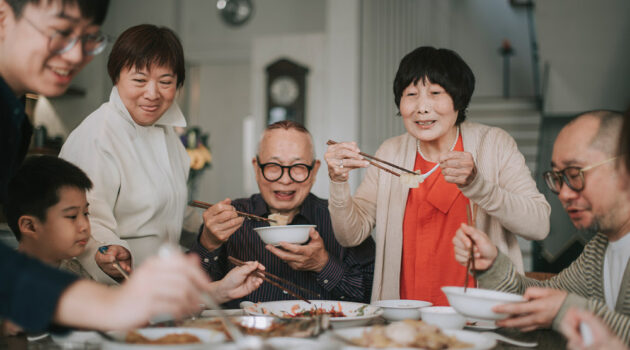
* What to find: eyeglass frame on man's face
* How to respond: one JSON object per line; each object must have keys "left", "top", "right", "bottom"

{"left": 256, "top": 156, "right": 315, "bottom": 183}
{"left": 21, "top": 15, "right": 109, "bottom": 56}
{"left": 543, "top": 157, "right": 617, "bottom": 195}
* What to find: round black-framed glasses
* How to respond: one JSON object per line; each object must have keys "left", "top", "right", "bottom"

{"left": 256, "top": 156, "right": 315, "bottom": 183}
{"left": 23, "top": 16, "right": 109, "bottom": 56}
{"left": 543, "top": 157, "right": 617, "bottom": 194}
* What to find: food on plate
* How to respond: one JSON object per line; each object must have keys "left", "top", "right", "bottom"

{"left": 182, "top": 317, "right": 326, "bottom": 340}
{"left": 125, "top": 331, "right": 201, "bottom": 344}
{"left": 350, "top": 320, "right": 471, "bottom": 349}
{"left": 268, "top": 213, "right": 290, "bottom": 226}
{"left": 286, "top": 304, "right": 347, "bottom": 318}
{"left": 257, "top": 302, "right": 355, "bottom": 318}
{"left": 400, "top": 171, "right": 423, "bottom": 188}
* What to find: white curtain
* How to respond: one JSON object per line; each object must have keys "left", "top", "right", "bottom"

{"left": 359, "top": 0, "right": 451, "bottom": 152}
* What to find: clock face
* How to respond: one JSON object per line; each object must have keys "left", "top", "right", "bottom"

{"left": 270, "top": 76, "right": 299, "bottom": 106}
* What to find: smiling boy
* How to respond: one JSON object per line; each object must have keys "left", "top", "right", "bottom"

{"left": 6, "top": 155, "right": 94, "bottom": 278}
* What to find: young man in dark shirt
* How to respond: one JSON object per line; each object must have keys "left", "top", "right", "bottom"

{"left": 0, "top": 0, "right": 263, "bottom": 333}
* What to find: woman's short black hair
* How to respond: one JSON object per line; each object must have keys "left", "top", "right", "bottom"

{"left": 6, "top": 0, "right": 109, "bottom": 25}
{"left": 393, "top": 46, "right": 475, "bottom": 124}
{"left": 107, "top": 24, "right": 185, "bottom": 88}
{"left": 5, "top": 156, "right": 93, "bottom": 241}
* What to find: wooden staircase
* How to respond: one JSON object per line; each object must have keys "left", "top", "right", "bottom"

{"left": 467, "top": 97, "right": 541, "bottom": 174}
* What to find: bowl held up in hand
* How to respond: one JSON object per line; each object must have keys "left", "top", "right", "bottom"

{"left": 441, "top": 286, "right": 525, "bottom": 321}
{"left": 254, "top": 225, "right": 315, "bottom": 246}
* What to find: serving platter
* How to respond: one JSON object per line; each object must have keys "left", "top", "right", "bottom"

{"left": 102, "top": 327, "right": 225, "bottom": 350}
{"left": 328, "top": 326, "right": 496, "bottom": 350}
{"left": 244, "top": 300, "right": 383, "bottom": 329}
{"left": 181, "top": 315, "right": 328, "bottom": 339}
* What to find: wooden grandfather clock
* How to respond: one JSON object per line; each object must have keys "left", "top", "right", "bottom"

{"left": 265, "top": 58, "right": 309, "bottom": 125}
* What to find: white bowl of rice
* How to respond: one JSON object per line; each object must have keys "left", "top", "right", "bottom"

{"left": 253, "top": 225, "right": 315, "bottom": 246}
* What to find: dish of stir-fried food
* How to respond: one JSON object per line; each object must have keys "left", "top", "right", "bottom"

{"left": 285, "top": 304, "right": 346, "bottom": 318}
{"left": 125, "top": 331, "right": 201, "bottom": 344}
{"left": 182, "top": 316, "right": 324, "bottom": 340}
{"left": 350, "top": 320, "right": 471, "bottom": 349}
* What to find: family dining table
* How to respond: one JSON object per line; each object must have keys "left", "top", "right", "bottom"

{"left": 1, "top": 308, "right": 567, "bottom": 350}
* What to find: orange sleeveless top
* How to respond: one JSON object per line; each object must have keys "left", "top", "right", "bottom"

{"left": 400, "top": 134, "right": 474, "bottom": 305}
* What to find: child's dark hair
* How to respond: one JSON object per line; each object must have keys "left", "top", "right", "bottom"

{"left": 5, "top": 156, "right": 92, "bottom": 240}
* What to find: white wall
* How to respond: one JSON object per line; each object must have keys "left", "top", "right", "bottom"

{"left": 193, "top": 63, "right": 251, "bottom": 202}
{"left": 181, "top": 0, "right": 326, "bottom": 64}
{"left": 449, "top": 0, "right": 534, "bottom": 98}
{"left": 537, "top": 0, "right": 630, "bottom": 114}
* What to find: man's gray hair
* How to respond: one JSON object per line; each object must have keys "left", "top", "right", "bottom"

{"left": 256, "top": 121, "right": 316, "bottom": 160}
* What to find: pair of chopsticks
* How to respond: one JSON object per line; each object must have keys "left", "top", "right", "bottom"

{"left": 464, "top": 203, "right": 478, "bottom": 292}
{"left": 228, "top": 256, "right": 320, "bottom": 304}
{"left": 97, "top": 245, "right": 130, "bottom": 280}
{"left": 327, "top": 140, "right": 417, "bottom": 177}
{"left": 189, "top": 200, "right": 276, "bottom": 224}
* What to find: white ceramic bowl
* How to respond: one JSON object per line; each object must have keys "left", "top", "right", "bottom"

{"left": 244, "top": 300, "right": 383, "bottom": 329}
{"left": 253, "top": 225, "right": 315, "bottom": 245}
{"left": 442, "top": 286, "right": 525, "bottom": 320}
{"left": 371, "top": 299, "right": 432, "bottom": 321}
{"left": 419, "top": 306, "right": 466, "bottom": 330}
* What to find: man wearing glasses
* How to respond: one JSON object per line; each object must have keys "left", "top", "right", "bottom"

{"left": 452, "top": 110, "right": 630, "bottom": 341}
{"left": 191, "top": 120, "right": 376, "bottom": 305}
{"left": 0, "top": 0, "right": 109, "bottom": 210}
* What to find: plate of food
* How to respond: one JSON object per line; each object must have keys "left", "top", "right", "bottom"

{"left": 244, "top": 300, "right": 383, "bottom": 328}
{"left": 180, "top": 315, "right": 329, "bottom": 339}
{"left": 102, "top": 327, "right": 225, "bottom": 350}
{"left": 328, "top": 320, "right": 496, "bottom": 350}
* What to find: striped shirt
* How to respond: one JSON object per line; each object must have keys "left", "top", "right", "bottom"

{"left": 190, "top": 193, "right": 375, "bottom": 307}
{"left": 478, "top": 233, "right": 630, "bottom": 344}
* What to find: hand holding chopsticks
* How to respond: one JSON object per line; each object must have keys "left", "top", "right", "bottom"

{"left": 326, "top": 140, "right": 417, "bottom": 177}
{"left": 190, "top": 200, "right": 276, "bottom": 224}
{"left": 228, "top": 256, "right": 320, "bottom": 304}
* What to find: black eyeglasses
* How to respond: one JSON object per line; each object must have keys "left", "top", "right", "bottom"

{"left": 256, "top": 156, "right": 315, "bottom": 183}
{"left": 543, "top": 157, "right": 617, "bottom": 194}
{"left": 23, "top": 16, "right": 109, "bottom": 56}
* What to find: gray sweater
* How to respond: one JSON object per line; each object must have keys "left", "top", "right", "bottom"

{"left": 479, "top": 233, "right": 630, "bottom": 344}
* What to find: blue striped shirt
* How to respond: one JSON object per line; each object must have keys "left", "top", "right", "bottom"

{"left": 190, "top": 193, "right": 375, "bottom": 307}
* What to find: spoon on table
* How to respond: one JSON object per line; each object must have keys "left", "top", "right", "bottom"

{"left": 481, "top": 332, "right": 538, "bottom": 347}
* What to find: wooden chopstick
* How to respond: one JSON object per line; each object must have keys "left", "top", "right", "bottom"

{"left": 464, "top": 203, "right": 479, "bottom": 292}
{"left": 327, "top": 140, "right": 416, "bottom": 175}
{"left": 365, "top": 159, "right": 400, "bottom": 177}
{"left": 228, "top": 256, "right": 315, "bottom": 304}
{"left": 229, "top": 256, "right": 321, "bottom": 298}
{"left": 113, "top": 262, "right": 129, "bottom": 280}
{"left": 189, "top": 200, "right": 276, "bottom": 223}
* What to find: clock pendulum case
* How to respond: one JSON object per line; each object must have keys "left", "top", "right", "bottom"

{"left": 265, "top": 58, "right": 309, "bottom": 125}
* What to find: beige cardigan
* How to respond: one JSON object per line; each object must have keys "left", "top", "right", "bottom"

{"left": 328, "top": 121, "right": 551, "bottom": 301}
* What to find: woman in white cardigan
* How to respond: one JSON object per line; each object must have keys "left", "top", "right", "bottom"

{"left": 60, "top": 25, "right": 191, "bottom": 284}
{"left": 325, "top": 46, "right": 550, "bottom": 303}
